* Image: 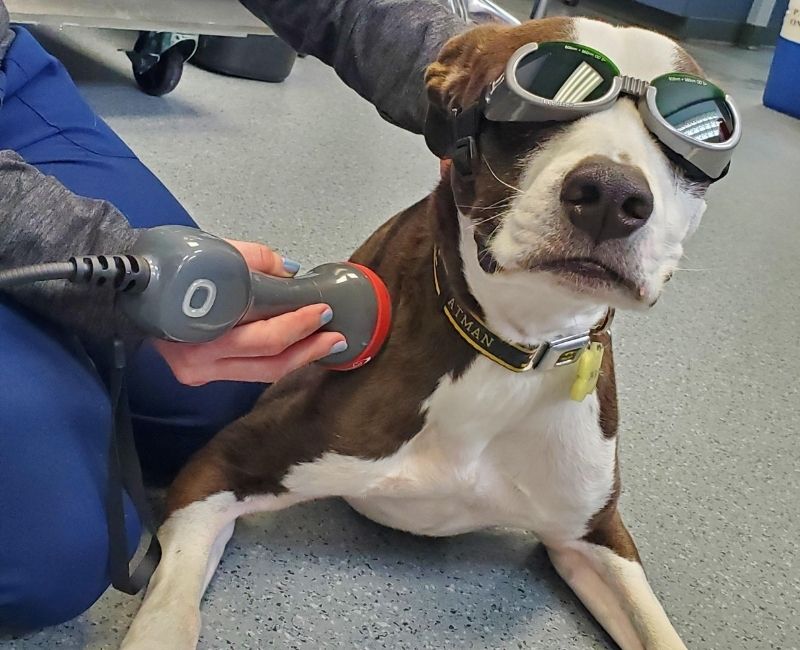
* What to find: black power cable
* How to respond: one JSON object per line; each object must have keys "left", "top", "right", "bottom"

{"left": 0, "top": 254, "right": 151, "bottom": 292}
{"left": 0, "top": 261, "right": 76, "bottom": 287}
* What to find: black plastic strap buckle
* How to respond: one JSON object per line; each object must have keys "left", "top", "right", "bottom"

{"left": 451, "top": 105, "right": 482, "bottom": 178}
{"left": 453, "top": 135, "right": 477, "bottom": 177}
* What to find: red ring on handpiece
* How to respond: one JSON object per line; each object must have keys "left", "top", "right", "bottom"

{"left": 325, "top": 263, "right": 392, "bottom": 371}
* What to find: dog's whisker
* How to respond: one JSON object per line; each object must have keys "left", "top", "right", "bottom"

{"left": 476, "top": 229, "right": 500, "bottom": 264}
{"left": 481, "top": 155, "right": 523, "bottom": 194}
{"left": 456, "top": 196, "right": 515, "bottom": 212}
{"left": 467, "top": 214, "right": 503, "bottom": 229}
{"left": 456, "top": 201, "right": 511, "bottom": 212}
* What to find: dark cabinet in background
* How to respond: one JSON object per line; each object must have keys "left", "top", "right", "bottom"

{"left": 592, "top": 0, "right": 790, "bottom": 45}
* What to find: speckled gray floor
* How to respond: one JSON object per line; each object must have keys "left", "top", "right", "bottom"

{"left": 2, "top": 2, "right": 799, "bottom": 649}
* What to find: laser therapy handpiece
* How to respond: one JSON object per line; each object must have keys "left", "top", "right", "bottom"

{"left": 119, "top": 226, "right": 391, "bottom": 371}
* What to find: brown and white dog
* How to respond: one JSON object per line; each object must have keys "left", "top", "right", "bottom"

{"left": 122, "top": 17, "right": 712, "bottom": 650}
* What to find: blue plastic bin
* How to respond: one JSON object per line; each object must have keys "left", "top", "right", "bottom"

{"left": 764, "top": 0, "right": 800, "bottom": 118}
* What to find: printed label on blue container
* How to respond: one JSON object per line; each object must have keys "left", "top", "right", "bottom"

{"left": 781, "top": 0, "right": 800, "bottom": 44}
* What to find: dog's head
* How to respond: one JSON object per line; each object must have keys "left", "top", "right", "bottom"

{"left": 426, "top": 18, "right": 711, "bottom": 314}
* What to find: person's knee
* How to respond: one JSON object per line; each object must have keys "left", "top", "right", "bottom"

{"left": 0, "top": 303, "right": 142, "bottom": 629}
{"left": 0, "top": 509, "right": 140, "bottom": 630}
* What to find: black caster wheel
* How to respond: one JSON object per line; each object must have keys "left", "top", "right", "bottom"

{"left": 133, "top": 48, "right": 184, "bottom": 96}
{"left": 127, "top": 32, "right": 197, "bottom": 96}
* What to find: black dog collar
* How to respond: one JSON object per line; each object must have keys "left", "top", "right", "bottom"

{"left": 433, "top": 246, "right": 613, "bottom": 373}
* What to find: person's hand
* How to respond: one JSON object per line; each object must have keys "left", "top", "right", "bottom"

{"left": 155, "top": 239, "right": 347, "bottom": 385}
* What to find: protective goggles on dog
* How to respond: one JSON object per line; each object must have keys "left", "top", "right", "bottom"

{"left": 443, "top": 41, "right": 741, "bottom": 183}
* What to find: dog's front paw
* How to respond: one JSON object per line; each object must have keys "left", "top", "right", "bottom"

{"left": 120, "top": 607, "right": 201, "bottom": 650}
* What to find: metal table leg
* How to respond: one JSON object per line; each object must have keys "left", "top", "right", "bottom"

{"left": 531, "top": 0, "right": 549, "bottom": 19}
{"left": 445, "top": 0, "right": 521, "bottom": 25}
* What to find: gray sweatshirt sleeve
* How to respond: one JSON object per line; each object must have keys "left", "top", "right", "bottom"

{"left": 0, "top": 150, "right": 141, "bottom": 340}
{"left": 239, "top": 0, "right": 467, "bottom": 134}
{"left": 0, "top": 2, "right": 15, "bottom": 62}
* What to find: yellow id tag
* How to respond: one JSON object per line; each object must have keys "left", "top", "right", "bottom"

{"left": 570, "top": 342, "right": 604, "bottom": 401}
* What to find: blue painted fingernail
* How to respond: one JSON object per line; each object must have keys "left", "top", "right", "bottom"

{"left": 282, "top": 257, "right": 301, "bottom": 275}
{"left": 320, "top": 308, "right": 333, "bottom": 326}
{"left": 329, "top": 341, "right": 348, "bottom": 355}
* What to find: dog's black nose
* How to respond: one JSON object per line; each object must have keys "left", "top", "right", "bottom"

{"left": 560, "top": 156, "right": 654, "bottom": 244}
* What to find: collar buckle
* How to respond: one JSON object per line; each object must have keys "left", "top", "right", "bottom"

{"left": 534, "top": 332, "right": 592, "bottom": 370}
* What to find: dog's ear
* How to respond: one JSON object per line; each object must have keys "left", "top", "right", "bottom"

{"left": 425, "top": 23, "right": 513, "bottom": 113}
{"left": 425, "top": 18, "right": 575, "bottom": 111}
{"left": 423, "top": 18, "right": 574, "bottom": 159}
{"left": 673, "top": 46, "right": 704, "bottom": 76}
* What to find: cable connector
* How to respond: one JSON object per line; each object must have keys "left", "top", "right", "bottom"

{"left": 69, "top": 255, "right": 151, "bottom": 293}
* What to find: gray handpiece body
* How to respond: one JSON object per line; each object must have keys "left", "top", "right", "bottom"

{"left": 119, "top": 226, "right": 379, "bottom": 368}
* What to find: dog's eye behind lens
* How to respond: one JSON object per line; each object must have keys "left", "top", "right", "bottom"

{"left": 651, "top": 73, "right": 735, "bottom": 144}
{"left": 516, "top": 42, "right": 618, "bottom": 103}
{"left": 484, "top": 121, "right": 565, "bottom": 161}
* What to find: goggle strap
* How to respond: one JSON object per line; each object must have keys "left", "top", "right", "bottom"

{"left": 452, "top": 105, "right": 482, "bottom": 178}
{"left": 658, "top": 142, "right": 720, "bottom": 183}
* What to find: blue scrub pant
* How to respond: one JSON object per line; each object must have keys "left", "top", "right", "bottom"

{"left": 0, "top": 28, "right": 265, "bottom": 629}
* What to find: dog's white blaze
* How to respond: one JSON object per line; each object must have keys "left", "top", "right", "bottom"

{"left": 573, "top": 18, "right": 677, "bottom": 82}
{"left": 614, "top": 63, "right": 709, "bottom": 288}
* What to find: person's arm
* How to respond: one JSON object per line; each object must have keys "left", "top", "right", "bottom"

{"left": 0, "top": 150, "right": 345, "bottom": 380}
{"left": 0, "top": 150, "right": 140, "bottom": 340}
{"left": 240, "top": 0, "right": 468, "bottom": 134}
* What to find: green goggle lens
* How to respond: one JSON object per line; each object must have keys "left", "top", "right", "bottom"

{"left": 651, "top": 73, "right": 735, "bottom": 144}
{"left": 515, "top": 41, "right": 619, "bottom": 104}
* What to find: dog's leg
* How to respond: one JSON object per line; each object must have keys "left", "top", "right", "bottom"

{"left": 120, "top": 488, "right": 304, "bottom": 650}
{"left": 120, "top": 491, "right": 239, "bottom": 650}
{"left": 120, "top": 433, "right": 312, "bottom": 650}
{"left": 546, "top": 509, "right": 687, "bottom": 650}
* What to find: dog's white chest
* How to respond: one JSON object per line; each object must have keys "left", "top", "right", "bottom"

{"left": 287, "top": 357, "right": 617, "bottom": 543}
